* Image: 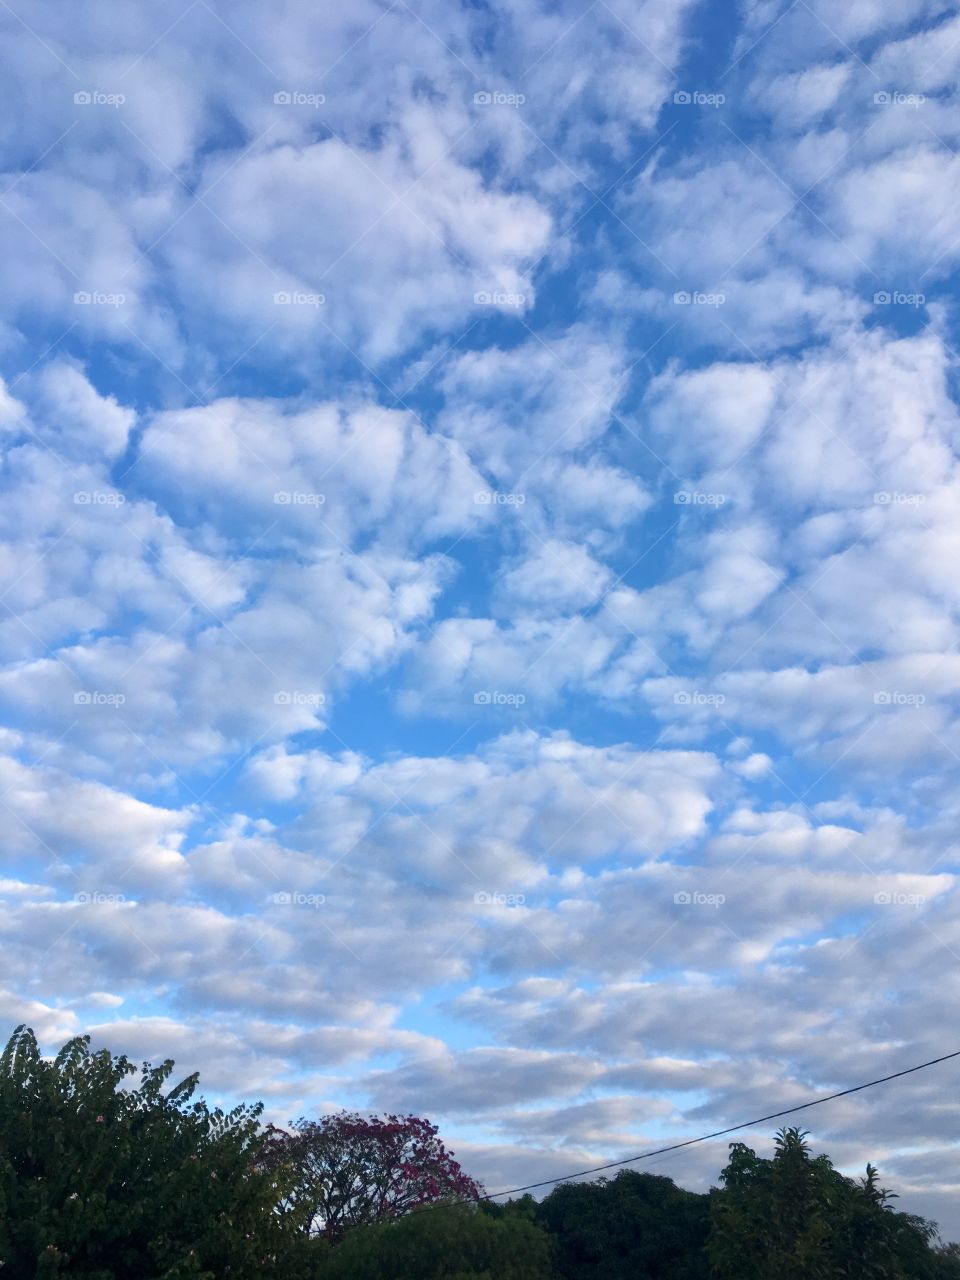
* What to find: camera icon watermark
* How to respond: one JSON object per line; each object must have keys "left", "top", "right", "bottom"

{"left": 674, "top": 90, "right": 725, "bottom": 107}
{"left": 473, "top": 90, "right": 525, "bottom": 107}
{"left": 273, "top": 691, "right": 326, "bottom": 707}
{"left": 874, "top": 90, "right": 925, "bottom": 107}
{"left": 474, "top": 490, "right": 525, "bottom": 506}
{"left": 274, "top": 290, "right": 325, "bottom": 307}
{"left": 674, "top": 490, "right": 726, "bottom": 506}
{"left": 74, "top": 490, "right": 125, "bottom": 506}
{"left": 873, "top": 491, "right": 925, "bottom": 506}
{"left": 271, "top": 890, "right": 326, "bottom": 907}
{"left": 673, "top": 290, "right": 725, "bottom": 307}
{"left": 473, "top": 290, "right": 526, "bottom": 307}
{"left": 873, "top": 290, "right": 924, "bottom": 307}
{"left": 74, "top": 291, "right": 125, "bottom": 307}
{"left": 873, "top": 690, "right": 925, "bottom": 706}
{"left": 73, "top": 90, "right": 125, "bottom": 107}
{"left": 474, "top": 890, "right": 526, "bottom": 907}
{"left": 474, "top": 690, "right": 526, "bottom": 706}
{"left": 273, "top": 90, "right": 325, "bottom": 106}
{"left": 273, "top": 491, "right": 325, "bottom": 506}
{"left": 874, "top": 890, "right": 925, "bottom": 906}
{"left": 74, "top": 691, "right": 125, "bottom": 706}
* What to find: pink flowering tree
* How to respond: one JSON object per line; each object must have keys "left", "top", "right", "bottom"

{"left": 264, "top": 1112, "right": 482, "bottom": 1240}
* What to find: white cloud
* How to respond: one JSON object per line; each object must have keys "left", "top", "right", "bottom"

{"left": 497, "top": 539, "right": 613, "bottom": 615}
{"left": 438, "top": 329, "right": 627, "bottom": 477}
{"left": 4, "top": 0, "right": 960, "bottom": 1242}
{"left": 163, "top": 132, "right": 551, "bottom": 362}
{"left": 138, "top": 394, "right": 487, "bottom": 549}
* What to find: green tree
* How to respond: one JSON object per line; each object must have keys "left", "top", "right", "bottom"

{"left": 708, "top": 1127, "right": 940, "bottom": 1280}
{"left": 0, "top": 1025, "right": 309, "bottom": 1280}
{"left": 318, "top": 1201, "right": 552, "bottom": 1279}
{"left": 534, "top": 1169, "right": 711, "bottom": 1279}
{"left": 933, "top": 1242, "right": 960, "bottom": 1278}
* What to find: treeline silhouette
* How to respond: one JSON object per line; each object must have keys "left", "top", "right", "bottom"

{"left": 1, "top": 1025, "right": 957, "bottom": 1278}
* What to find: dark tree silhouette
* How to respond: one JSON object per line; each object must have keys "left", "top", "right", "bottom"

{"left": 708, "top": 1127, "right": 940, "bottom": 1279}
{"left": 536, "top": 1170, "right": 711, "bottom": 1278}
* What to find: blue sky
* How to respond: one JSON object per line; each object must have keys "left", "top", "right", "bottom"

{"left": 3, "top": 0, "right": 960, "bottom": 1235}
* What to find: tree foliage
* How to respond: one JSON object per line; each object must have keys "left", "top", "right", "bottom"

{"left": 2, "top": 1025, "right": 959, "bottom": 1280}
{"left": 535, "top": 1169, "right": 711, "bottom": 1278}
{"left": 708, "top": 1127, "right": 941, "bottom": 1280}
{"left": 317, "top": 1201, "right": 552, "bottom": 1279}
{"left": 0, "top": 1025, "right": 306, "bottom": 1280}
{"left": 262, "top": 1111, "right": 482, "bottom": 1240}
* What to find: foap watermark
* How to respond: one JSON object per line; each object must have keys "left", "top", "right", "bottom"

{"left": 674, "top": 890, "right": 725, "bottom": 907}
{"left": 274, "top": 490, "right": 325, "bottom": 506}
{"left": 874, "top": 690, "right": 926, "bottom": 706}
{"left": 274, "top": 90, "right": 326, "bottom": 106}
{"left": 874, "top": 490, "right": 925, "bottom": 506}
{"left": 74, "top": 291, "right": 125, "bottom": 307}
{"left": 474, "top": 490, "right": 525, "bottom": 506}
{"left": 874, "top": 890, "right": 925, "bottom": 907}
{"left": 474, "top": 90, "right": 525, "bottom": 107}
{"left": 74, "top": 90, "right": 125, "bottom": 107}
{"left": 874, "top": 91, "right": 925, "bottom": 108}
{"left": 673, "top": 290, "right": 725, "bottom": 307}
{"left": 674, "top": 490, "right": 726, "bottom": 506}
{"left": 474, "top": 890, "right": 526, "bottom": 907}
{"left": 674, "top": 90, "right": 725, "bottom": 107}
{"left": 674, "top": 690, "right": 726, "bottom": 707}
{"left": 474, "top": 690, "right": 526, "bottom": 706}
{"left": 274, "top": 290, "right": 325, "bottom": 307}
{"left": 474, "top": 290, "right": 526, "bottom": 308}
{"left": 75, "top": 891, "right": 126, "bottom": 905}
{"left": 274, "top": 690, "right": 326, "bottom": 707}
{"left": 271, "top": 890, "right": 326, "bottom": 907}
{"left": 873, "top": 290, "right": 924, "bottom": 308}
{"left": 74, "top": 490, "right": 125, "bottom": 506}
{"left": 74, "top": 691, "right": 125, "bottom": 706}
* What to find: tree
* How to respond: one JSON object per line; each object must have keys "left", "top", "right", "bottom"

{"left": 318, "top": 1201, "right": 552, "bottom": 1279}
{"left": 0, "top": 1025, "right": 309, "bottom": 1280}
{"left": 263, "top": 1112, "right": 482, "bottom": 1240}
{"left": 933, "top": 1242, "right": 960, "bottom": 1278}
{"left": 708, "top": 1127, "right": 941, "bottom": 1280}
{"left": 535, "top": 1169, "right": 711, "bottom": 1279}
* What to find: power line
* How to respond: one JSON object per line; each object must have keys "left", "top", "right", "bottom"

{"left": 431, "top": 1046, "right": 960, "bottom": 1208}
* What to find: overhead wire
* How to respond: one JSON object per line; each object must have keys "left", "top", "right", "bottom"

{"left": 412, "top": 1046, "right": 960, "bottom": 1210}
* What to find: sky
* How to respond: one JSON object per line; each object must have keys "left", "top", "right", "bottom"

{"left": 2, "top": 0, "right": 960, "bottom": 1237}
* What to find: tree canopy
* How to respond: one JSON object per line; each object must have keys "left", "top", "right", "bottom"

{"left": 708, "top": 1127, "right": 946, "bottom": 1280}
{"left": 262, "top": 1111, "right": 481, "bottom": 1239}
{"left": 2, "top": 1025, "right": 958, "bottom": 1280}
{"left": 536, "top": 1169, "right": 711, "bottom": 1278}
{"left": 0, "top": 1024, "right": 307, "bottom": 1280}
{"left": 320, "top": 1201, "right": 553, "bottom": 1279}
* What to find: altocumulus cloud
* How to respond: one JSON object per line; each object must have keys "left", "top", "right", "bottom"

{"left": 3, "top": 0, "right": 960, "bottom": 1237}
